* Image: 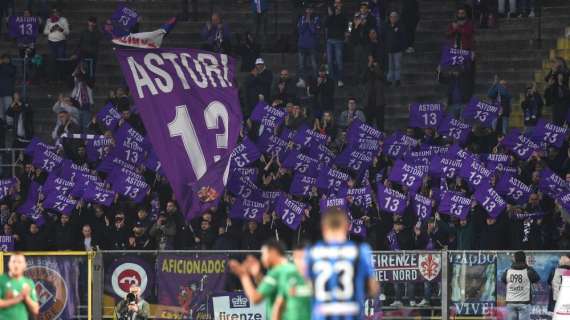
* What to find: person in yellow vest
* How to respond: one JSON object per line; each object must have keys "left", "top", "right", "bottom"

{"left": 0, "top": 253, "right": 39, "bottom": 320}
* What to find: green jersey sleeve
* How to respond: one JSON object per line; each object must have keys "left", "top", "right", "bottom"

{"left": 257, "top": 269, "right": 279, "bottom": 299}
{"left": 26, "top": 278, "right": 37, "bottom": 302}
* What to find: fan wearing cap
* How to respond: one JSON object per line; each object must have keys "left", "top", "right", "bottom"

{"left": 350, "top": 1, "right": 377, "bottom": 84}
{"left": 243, "top": 57, "right": 273, "bottom": 115}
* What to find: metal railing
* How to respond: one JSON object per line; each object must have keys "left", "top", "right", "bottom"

{"left": 0, "top": 148, "right": 24, "bottom": 177}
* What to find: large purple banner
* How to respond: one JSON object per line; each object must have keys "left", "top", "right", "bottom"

{"left": 116, "top": 48, "right": 242, "bottom": 221}
{"left": 156, "top": 253, "right": 228, "bottom": 319}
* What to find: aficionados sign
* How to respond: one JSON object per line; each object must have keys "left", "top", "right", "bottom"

{"left": 115, "top": 48, "right": 242, "bottom": 221}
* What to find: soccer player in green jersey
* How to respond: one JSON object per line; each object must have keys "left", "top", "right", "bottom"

{"left": 229, "top": 240, "right": 311, "bottom": 320}
{"left": 0, "top": 253, "right": 39, "bottom": 320}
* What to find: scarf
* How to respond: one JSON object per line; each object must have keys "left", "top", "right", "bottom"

{"left": 50, "top": 16, "right": 60, "bottom": 23}
{"left": 387, "top": 230, "right": 400, "bottom": 251}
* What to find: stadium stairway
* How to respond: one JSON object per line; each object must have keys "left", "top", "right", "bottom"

{"left": 2, "top": 0, "right": 569, "bottom": 140}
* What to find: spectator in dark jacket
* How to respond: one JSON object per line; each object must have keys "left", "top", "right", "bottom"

{"left": 244, "top": 58, "right": 273, "bottom": 116}
{"left": 381, "top": 12, "right": 406, "bottom": 86}
{"left": 296, "top": 6, "right": 320, "bottom": 88}
{"left": 76, "top": 16, "right": 101, "bottom": 79}
{"left": 251, "top": 0, "right": 268, "bottom": 46}
{"left": 195, "top": 219, "right": 217, "bottom": 250}
{"left": 521, "top": 83, "right": 543, "bottom": 129}
{"left": 401, "top": 0, "right": 419, "bottom": 53}
{"left": 149, "top": 212, "right": 177, "bottom": 250}
{"left": 366, "top": 30, "right": 385, "bottom": 129}
{"left": 0, "top": 54, "right": 16, "bottom": 123}
{"left": 6, "top": 92, "right": 34, "bottom": 149}
{"left": 545, "top": 57, "right": 569, "bottom": 87}
{"left": 479, "top": 217, "right": 504, "bottom": 250}
{"left": 106, "top": 213, "right": 130, "bottom": 250}
{"left": 25, "top": 223, "right": 48, "bottom": 251}
{"left": 325, "top": 0, "right": 348, "bottom": 87}
{"left": 236, "top": 32, "right": 260, "bottom": 72}
{"left": 311, "top": 66, "right": 335, "bottom": 115}
{"left": 350, "top": 2, "right": 377, "bottom": 84}
{"left": 440, "top": 69, "right": 473, "bottom": 119}
{"left": 545, "top": 73, "right": 570, "bottom": 126}
{"left": 200, "top": 13, "right": 232, "bottom": 53}
{"left": 273, "top": 69, "right": 297, "bottom": 105}
{"left": 54, "top": 214, "right": 76, "bottom": 250}
{"left": 447, "top": 8, "right": 475, "bottom": 50}
{"left": 487, "top": 78, "right": 512, "bottom": 135}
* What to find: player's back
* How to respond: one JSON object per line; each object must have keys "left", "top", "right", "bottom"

{"left": 306, "top": 240, "right": 373, "bottom": 320}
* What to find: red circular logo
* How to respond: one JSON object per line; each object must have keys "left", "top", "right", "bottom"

{"left": 117, "top": 269, "right": 142, "bottom": 293}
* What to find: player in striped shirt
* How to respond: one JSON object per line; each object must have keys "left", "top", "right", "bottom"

{"left": 305, "top": 208, "right": 378, "bottom": 319}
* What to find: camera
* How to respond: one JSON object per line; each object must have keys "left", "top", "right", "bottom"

{"left": 126, "top": 293, "right": 137, "bottom": 304}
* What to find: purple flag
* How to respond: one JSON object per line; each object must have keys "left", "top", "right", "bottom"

{"left": 82, "top": 184, "right": 116, "bottom": 207}
{"left": 350, "top": 218, "right": 367, "bottom": 237}
{"left": 308, "top": 143, "right": 336, "bottom": 166}
{"left": 111, "top": 172, "right": 149, "bottom": 203}
{"left": 227, "top": 167, "right": 258, "bottom": 191}
{"left": 290, "top": 174, "right": 317, "bottom": 197}
{"left": 0, "top": 235, "right": 15, "bottom": 252}
{"left": 25, "top": 138, "right": 55, "bottom": 156}
{"left": 282, "top": 150, "right": 320, "bottom": 177}
{"left": 111, "top": 4, "right": 139, "bottom": 37}
{"left": 43, "top": 193, "right": 77, "bottom": 215}
{"left": 293, "top": 127, "right": 328, "bottom": 150}
{"left": 351, "top": 138, "right": 381, "bottom": 156}
{"left": 388, "top": 160, "right": 425, "bottom": 192}
{"left": 228, "top": 175, "right": 259, "bottom": 199}
{"left": 440, "top": 46, "right": 472, "bottom": 67}
{"left": 316, "top": 167, "right": 350, "bottom": 195}
{"left": 438, "top": 191, "right": 471, "bottom": 220}
{"left": 0, "top": 178, "right": 16, "bottom": 202}
{"left": 463, "top": 97, "right": 500, "bottom": 127}
{"left": 512, "top": 210, "right": 545, "bottom": 220}
{"left": 70, "top": 173, "right": 103, "bottom": 198}
{"left": 532, "top": 119, "right": 569, "bottom": 148}
{"left": 474, "top": 182, "right": 507, "bottom": 218}
{"left": 430, "top": 156, "right": 463, "bottom": 179}
{"left": 111, "top": 124, "right": 148, "bottom": 165}
{"left": 558, "top": 193, "right": 570, "bottom": 213}
{"left": 42, "top": 172, "right": 75, "bottom": 197}
{"left": 406, "top": 149, "right": 433, "bottom": 166}
{"left": 495, "top": 174, "right": 532, "bottom": 205}
{"left": 409, "top": 103, "right": 444, "bottom": 128}
{"left": 412, "top": 193, "right": 433, "bottom": 221}
{"left": 229, "top": 138, "right": 261, "bottom": 170}
{"left": 32, "top": 148, "right": 64, "bottom": 173}
{"left": 341, "top": 186, "right": 374, "bottom": 212}
{"left": 85, "top": 136, "right": 114, "bottom": 163}
{"left": 335, "top": 147, "right": 373, "bottom": 174}
{"left": 275, "top": 195, "right": 306, "bottom": 230}
{"left": 382, "top": 132, "right": 418, "bottom": 159}
{"left": 257, "top": 133, "right": 289, "bottom": 158}
{"left": 501, "top": 129, "right": 540, "bottom": 161}
{"left": 261, "top": 190, "right": 282, "bottom": 210}
{"left": 346, "top": 119, "right": 383, "bottom": 143}
{"left": 437, "top": 115, "right": 471, "bottom": 145}
{"left": 229, "top": 197, "right": 266, "bottom": 222}
{"left": 250, "top": 102, "right": 286, "bottom": 124}
{"left": 115, "top": 48, "right": 242, "bottom": 221}
{"left": 8, "top": 16, "right": 40, "bottom": 43}
{"left": 144, "top": 149, "right": 163, "bottom": 173}
{"left": 377, "top": 184, "right": 407, "bottom": 215}
{"left": 96, "top": 102, "right": 122, "bottom": 131}
{"left": 483, "top": 153, "right": 511, "bottom": 172}
{"left": 319, "top": 197, "right": 348, "bottom": 213}
{"left": 59, "top": 160, "right": 91, "bottom": 182}
{"left": 459, "top": 157, "right": 492, "bottom": 189}
{"left": 539, "top": 167, "right": 570, "bottom": 198}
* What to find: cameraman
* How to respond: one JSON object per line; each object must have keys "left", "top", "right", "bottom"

{"left": 114, "top": 285, "right": 150, "bottom": 320}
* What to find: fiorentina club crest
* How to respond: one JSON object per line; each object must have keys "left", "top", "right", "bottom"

{"left": 197, "top": 186, "right": 219, "bottom": 203}
{"left": 418, "top": 254, "right": 441, "bottom": 281}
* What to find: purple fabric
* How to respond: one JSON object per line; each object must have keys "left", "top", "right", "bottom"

{"left": 376, "top": 184, "right": 407, "bottom": 215}
{"left": 144, "top": 150, "right": 163, "bottom": 173}
{"left": 437, "top": 115, "right": 471, "bottom": 145}
{"left": 110, "top": 172, "right": 149, "bottom": 204}
{"left": 116, "top": 48, "right": 242, "bottom": 221}
{"left": 229, "top": 138, "right": 261, "bottom": 170}
{"left": 96, "top": 102, "right": 122, "bottom": 131}
{"left": 462, "top": 97, "right": 500, "bottom": 127}
{"left": 290, "top": 174, "right": 317, "bottom": 197}
{"left": 558, "top": 193, "right": 570, "bottom": 213}
{"left": 539, "top": 167, "right": 570, "bottom": 198}
{"left": 293, "top": 127, "right": 328, "bottom": 150}
{"left": 257, "top": 133, "right": 289, "bottom": 158}
{"left": 0, "top": 178, "right": 17, "bottom": 201}
{"left": 351, "top": 138, "right": 381, "bottom": 156}
{"left": 229, "top": 197, "right": 266, "bottom": 222}
{"left": 483, "top": 153, "right": 511, "bottom": 172}
{"left": 282, "top": 150, "right": 320, "bottom": 177}
{"left": 43, "top": 193, "right": 77, "bottom": 215}
{"left": 409, "top": 103, "right": 444, "bottom": 128}
{"left": 250, "top": 102, "right": 286, "bottom": 123}
{"left": 346, "top": 118, "right": 383, "bottom": 143}
{"left": 8, "top": 16, "right": 40, "bottom": 43}
{"left": 227, "top": 167, "right": 258, "bottom": 192}
{"left": 228, "top": 175, "right": 259, "bottom": 199}
{"left": 382, "top": 132, "right": 418, "bottom": 159}
{"left": 111, "top": 124, "right": 148, "bottom": 165}
{"left": 440, "top": 46, "right": 472, "bottom": 67}
{"left": 32, "top": 148, "right": 64, "bottom": 173}
{"left": 319, "top": 197, "right": 348, "bottom": 213}
{"left": 340, "top": 186, "right": 374, "bottom": 212}
{"left": 261, "top": 190, "right": 282, "bottom": 210}
{"left": 58, "top": 160, "right": 90, "bottom": 182}
{"left": 430, "top": 155, "right": 463, "bottom": 179}
{"left": 388, "top": 160, "right": 425, "bottom": 193}
{"left": 307, "top": 143, "right": 335, "bottom": 166}
{"left": 335, "top": 147, "right": 373, "bottom": 175}
{"left": 274, "top": 194, "right": 306, "bottom": 230}
{"left": 405, "top": 149, "right": 433, "bottom": 166}
{"left": 70, "top": 173, "right": 103, "bottom": 198}
{"left": 43, "top": 172, "right": 75, "bottom": 197}
{"left": 474, "top": 182, "right": 507, "bottom": 218}
{"left": 96, "top": 154, "right": 137, "bottom": 174}
{"left": 82, "top": 184, "right": 116, "bottom": 207}
{"left": 85, "top": 137, "right": 114, "bottom": 163}
{"left": 512, "top": 211, "right": 545, "bottom": 220}
{"left": 25, "top": 138, "right": 55, "bottom": 156}
{"left": 387, "top": 230, "right": 400, "bottom": 251}
{"left": 350, "top": 218, "right": 367, "bottom": 237}
{"left": 501, "top": 128, "right": 540, "bottom": 161}
{"left": 316, "top": 167, "right": 350, "bottom": 195}
{"left": 111, "top": 4, "right": 139, "bottom": 37}
{"left": 495, "top": 174, "right": 532, "bottom": 205}
{"left": 459, "top": 157, "right": 492, "bottom": 189}
{"left": 438, "top": 191, "right": 471, "bottom": 220}
{"left": 531, "top": 119, "right": 569, "bottom": 148}
{"left": 412, "top": 193, "right": 433, "bottom": 221}
{"left": 0, "top": 236, "right": 15, "bottom": 252}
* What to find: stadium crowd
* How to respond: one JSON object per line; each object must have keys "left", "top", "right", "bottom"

{"left": 0, "top": 0, "right": 568, "bottom": 260}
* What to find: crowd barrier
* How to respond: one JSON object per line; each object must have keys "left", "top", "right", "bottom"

{"left": 0, "top": 250, "right": 566, "bottom": 319}
{"left": 0, "top": 148, "right": 24, "bottom": 178}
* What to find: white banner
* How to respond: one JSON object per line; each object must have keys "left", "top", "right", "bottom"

{"left": 212, "top": 292, "right": 265, "bottom": 320}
